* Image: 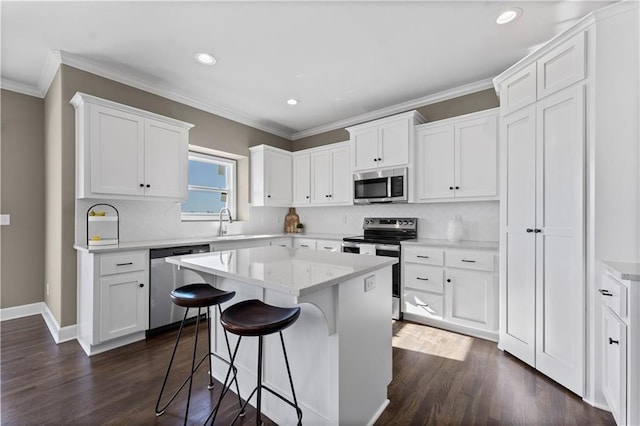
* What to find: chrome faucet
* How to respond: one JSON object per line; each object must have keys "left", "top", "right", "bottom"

{"left": 218, "top": 207, "right": 233, "bottom": 236}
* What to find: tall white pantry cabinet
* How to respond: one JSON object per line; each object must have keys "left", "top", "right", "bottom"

{"left": 494, "top": 1, "right": 640, "bottom": 410}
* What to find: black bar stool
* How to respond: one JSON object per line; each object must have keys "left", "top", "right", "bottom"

{"left": 208, "top": 298, "right": 303, "bottom": 426}
{"left": 155, "top": 283, "right": 243, "bottom": 425}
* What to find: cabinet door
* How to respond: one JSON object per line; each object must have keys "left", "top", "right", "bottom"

{"left": 144, "top": 119, "right": 188, "bottom": 200}
{"left": 537, "top": 32, "right": 586, "bottom": 99}
{"left": 292, "top": 153, "right": 311, "bottom": 205}
{"left": 455, "top": 114, "right": 498, "bottom": 198}
{"left": 500, "top": 106, "right": 537, "bottom": 367}
{"left": 310, "top": 150, "right": 332, "bottom": 204}
{"left": 602, "top": 307, "right": 627, "bottom": 426}
{"left": 534, "top": 85, "right": 585, "bottom": 396}
{"left": 378, "top": 119, "right": 409, "bottom": 168}
{"left": 501, "top": 63, "right": 537, "bottom": 115}
{"left": 90, "top": 105, "right": 145, "bottom": 196}
{"left": 329, "top": 146, "right": 350, "bottom": 203}
{"left": 352, "top": 127, "right": 379, "bottom": 171}
{"left": 99, "top": 271, "right": 148, "bottom": 342}
{"left": 416, "top": 125, "right": 455, "bottom": 200}
{"left": 445, "top": 269, "right": 496, "bottom": 331}
{"left": 265, "top": 149, "right": 292, "bottom": 205}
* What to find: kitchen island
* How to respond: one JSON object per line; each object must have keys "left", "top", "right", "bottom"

{"left": 166, "top": 246, "right": 396, "bottom": 425}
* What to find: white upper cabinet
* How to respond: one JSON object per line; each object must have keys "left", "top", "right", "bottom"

{"left": 71, "top": 93, "right": 192, "bottom": 201}
{"left": 292, "top": 153, "right": 311, "bottom": 205}
{"left": 250, "top": 145, "right": 292, "bottom": 207}
{"left": 310, "top": 144, "right": 351, "bottom": 205}
{"left": 415, "top": 109, "right": 498, "bottom": 202}
{"left": 347, "top": 110, "right": 426, "bottom": 172}
{"left": 495, "top": 32, "right": 586, "bottom": 115}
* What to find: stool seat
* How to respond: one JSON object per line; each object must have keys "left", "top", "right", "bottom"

{"left": 170, "top": 284, "right": 235, "bottom": 308}
{"left": 221, "top": 299, "right": 301, "bottom": 337}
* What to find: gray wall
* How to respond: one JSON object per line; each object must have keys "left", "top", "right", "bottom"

{"left": 1, "top": 90, "right": 45, "bottom": 308}
{"left": 292, "top": 88, "right": 498, "bottom": 151}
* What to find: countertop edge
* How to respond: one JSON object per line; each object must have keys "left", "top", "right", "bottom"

{"left": 602, "top": 260, "right": 640, "bottom": 282}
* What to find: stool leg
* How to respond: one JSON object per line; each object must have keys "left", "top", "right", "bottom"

{"left": 280, "top": 331, "right": 303, "bottom": 426}
{"left": 182, "top": 307, "right": 202, "bottom": 425}
{"left": 256, "top": 335, "right": 263, "bottom": 426}
{"left": 218, "top": 305, "right": 245, "bottom": 411}
{"left": 206, "top": 307, "right": 214, "bottom": 390}
{"left": 155, "top": 308, "right": 190, "bottom": 416}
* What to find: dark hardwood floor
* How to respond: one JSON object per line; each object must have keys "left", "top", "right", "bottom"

{"left": 1, "top": 315, "right": 613, "bottom": 425}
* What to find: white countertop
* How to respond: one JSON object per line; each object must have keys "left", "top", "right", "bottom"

{"left": 74, "top": 232, "right": 350, "bottom": 253}
{"left": 166, "top": 246, "right": 396, "bottom": 297}
{"left": 402, "top": 238, "right": 499, "bottom": 251}
{"left": 603, "top": 260, "right": 640, "bottom": 282}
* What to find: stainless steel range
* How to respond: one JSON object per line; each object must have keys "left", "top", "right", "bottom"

{"left": 342, "top": 217, "right": 417, "bottom": 320}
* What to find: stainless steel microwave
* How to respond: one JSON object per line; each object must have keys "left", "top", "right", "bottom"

{"left": 353, "top": 167, "right": 408, "bottom": 204}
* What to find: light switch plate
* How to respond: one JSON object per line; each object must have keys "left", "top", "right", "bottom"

{"left": 0, "top": 214, "right": 10, "bottom": 226}
{"left": 364, "top": 275, "right": 376, "bottom": 292}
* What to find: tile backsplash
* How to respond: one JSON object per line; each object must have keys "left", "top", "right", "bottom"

{"left": 76, "top": 199, "right": 499, "bottom": 245}
{"left": 294, "top": 201, "right": 499, "bottom": 241}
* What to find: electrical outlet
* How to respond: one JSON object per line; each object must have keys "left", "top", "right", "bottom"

{"left": 364, "top": 275, "right": 376, "bottom": 292}
{"left": 46, "top": 283, "right": 50, "bottom": 295}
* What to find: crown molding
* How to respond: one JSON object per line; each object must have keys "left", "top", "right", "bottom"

{"left": 291, "top": 77, "right": 495, "bottom": 140}
{"left": 0, "top": 78, "right": 43, "bottom": 97}
{"left": 56, "top": 50, "right": 293, "bottom": 140}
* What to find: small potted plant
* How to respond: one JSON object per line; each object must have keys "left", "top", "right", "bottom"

{"left": 296, "top": 223, "right": 305, "bottom": 234}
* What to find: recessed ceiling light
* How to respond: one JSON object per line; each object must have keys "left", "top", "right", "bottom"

{"left": 496, "top": 8, "right": 522, "bottom": 25}
{"left": 195, "top": 52, "right": 216, "bottom": 65}
{"left": 287, "top": 99, "right": 298, "bottom": 106}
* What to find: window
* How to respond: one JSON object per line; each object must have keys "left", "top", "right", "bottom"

{"left": 181, "top": 151, "right": 236, "bottom": 221}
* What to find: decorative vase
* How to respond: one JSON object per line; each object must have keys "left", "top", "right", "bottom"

{"left": 284, "top": 208, "right": 300, "bottom": 234}
{"left": 447, "top": 215, "right": 463, "bottom": 242}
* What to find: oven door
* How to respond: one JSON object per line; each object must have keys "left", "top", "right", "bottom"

{"left": 375, "top": 244, "right": 402, "bottom": 320}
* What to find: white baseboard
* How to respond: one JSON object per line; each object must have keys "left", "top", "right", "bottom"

{"left": 1, "top": 301, "right": 77, "bottom": 343}
{"left": 367, "top": 398, "right": 390, "bottom": 426}
{"left": 0, "top": 302, "right": 44, "bottom": 321}
{"left": 42, "top": 303, "right": 77, "bottom": 343}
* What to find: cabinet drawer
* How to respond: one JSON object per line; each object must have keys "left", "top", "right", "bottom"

{"left": 294, "top": 238, "right": 316, "bottom": 250}
{"left": 446, "top": 250, "right": 495, "bottom": 272}
{"left": 403, "top": 246, "right": 444, "bottom": 266}
{"left": 404, "top": 290, "right": 443, "bottom": 319}
{"left": 600, "top": 273, "right": 628, "bottom": 318}
{"left": 100, "top": 251, "right": 147, "bottom": 276}
{"left": 404, "top": 263, "right": 443, "bottom": 293}
{"left": 316, "top": 240, "right": 342, "bottom": 252}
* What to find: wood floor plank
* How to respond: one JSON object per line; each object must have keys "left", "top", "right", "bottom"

{"left": 1, "top": 315, "right": 614, "bottom": 425}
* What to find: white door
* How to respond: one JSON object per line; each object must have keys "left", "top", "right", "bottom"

{"left": 534, "top": 85, "right": 585, "bottom": 396}
{"left": 265, "top": 149, "right": 292, "bottom": 205}
{"left": 311, "top": 150, "right": 331, "bottom": 204}
{"left": 500, "top": 106, "right": 537, "bottom": 367}
{"left": 378, "top": 119, "right": 409, "bottom": 168}
{"left": 445, "top": 269, "right": 495, "bottom": 331}
{"left": 292, "top": 153, "right": 311, "bottom": 205}
{"left": 144, "top": 118, "right": 188, "bottom": 200}
{"left": 100, "top": 271, "right": 148, "bottom": 342}
{"left": 352, "top": 127, "right": 378, "bottom": 171}
{"left": 416, "top": 125, "right": 454, "bottom": 200}
{"left": 90, "top": 105, "right": 145, "bottom": 196}
{"left": 329, "top": 146, "right": 350, "bottom": 203}
{"left": 455, "top": 114, "right": 498, "bottom": 198}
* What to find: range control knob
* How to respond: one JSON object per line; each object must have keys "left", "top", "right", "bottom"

{"left": 408, "top": 221, "right": 414, "bottom": 225}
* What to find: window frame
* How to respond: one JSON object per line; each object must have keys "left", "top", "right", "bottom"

{"left": 181, "top": 151, "right": 236, "bottom": 222}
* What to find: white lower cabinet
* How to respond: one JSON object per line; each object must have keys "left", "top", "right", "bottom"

{"left": 315, "top": 239, "right": 342, "bottom": 252}
{"left": 402, "top": 244, "right": 498, "bottom": 340}
{"left": 77, "top": 249, "right": 149, "bottom": 356}
{"left": 600, "top": 265, "right": 639, "bottom": 426}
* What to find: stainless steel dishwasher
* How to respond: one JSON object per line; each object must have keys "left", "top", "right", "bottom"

{"left": 148, "top": 244, "right": 211, "bottom": 336}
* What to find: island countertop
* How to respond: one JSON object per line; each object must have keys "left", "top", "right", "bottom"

{"left": 165, "top": 245, "right": 396, "bottom": 297}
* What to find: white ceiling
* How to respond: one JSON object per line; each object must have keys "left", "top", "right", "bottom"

{"left": 1, "top": 1, "right": 614, "bottom": 139}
